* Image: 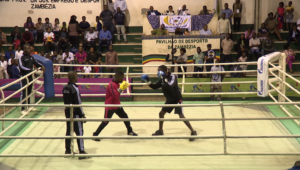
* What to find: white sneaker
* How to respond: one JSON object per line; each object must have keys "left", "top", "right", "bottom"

{"left": 21, "top": 110, "right": 27, "bottom": 115}
{"left": 31, "top": 108, "right": 37, "bottom": 111}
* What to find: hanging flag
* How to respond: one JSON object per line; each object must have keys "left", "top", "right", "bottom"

{"left": 213, "top": 0, "right": 220, "bottom": 15}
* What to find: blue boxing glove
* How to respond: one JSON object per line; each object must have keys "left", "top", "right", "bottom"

{"left": 141, "top": 74, "right": 151, "bottom": 85}
{"left": 157, "top": 71, "right": 166, "bottom": 79}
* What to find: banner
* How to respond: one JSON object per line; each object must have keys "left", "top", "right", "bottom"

{"left": 0, "top": 78, "right": 132, "bottom": 98}
{"left": 142, "top": 35, "right": 220, "bottom": 74}
{"left": 160, "top": 15, "right": 191, "bottom": 32}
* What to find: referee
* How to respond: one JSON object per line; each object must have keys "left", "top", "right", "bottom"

{"left": 19, "top": 45, "right": 46, "bottom": 115}
{"left": 63, "top": 71, "right": 90, "bottom": 160}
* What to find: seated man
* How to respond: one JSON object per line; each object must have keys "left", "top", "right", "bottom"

{"left": 21, "top": 28, "right": 34, "bottom": 49}
{"left": 200, "top": 25, "right": 212, "bottom": 35}
{"left": 199, "top": 6, "right": 210, "bottom": 15}
{"left": 43, "top": 27, "right": 55, "bottom": 53}
{"left": 287, "top": 25, "right": 300, "bottom": 51}
{"left": 62, "top": 49, "right": 75, "bottom": 72}
{"left": 264, "top": 12, "right": 283, "bottom": 41}
{"left": 151, "top": 24, "right": 168, "bottom": 35}
{"left": 164, "top": 5, "right": 175, "bottom": 15}
{"left": 178, "top": 4, "right": 190, "bottom": 15}
{"left": 147, "top": 6, "right": 161, "bottom": 15}
{"left": 83, "top": 27, "right": 98, "bottom": 51}
{"left": 98, "top": 25, "right": 112, "bottom": 53}
{"left": 249, "top": 32, "right": 261, "bottom": 61}
{"left": 42, "top": 18, "right": 53, "bottom": 32}
{"left": 261, "top": 36, "right": 276, "bottom": 56}
{"left": 258, "top": 23, "right": 269, "bottom": 41}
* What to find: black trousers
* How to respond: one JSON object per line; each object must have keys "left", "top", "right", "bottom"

{"left": 178, "top": 66, "right": 187, "bottom": 78}
{"left": 20, "top": 75, "right": 33, "bottom": 111}
{"left": 93, "top": 108, "right": 132, "bottom": 136}
{"left": 69, "top": 36, "right": 79, "bottom": 49}
{"left": 234, "top": 17, "right": 241, "bottom": 31}
{"left": 37, "top": 31, "right": 44, "bottom": 43}
{"left": 44, "top": 42, "right": 55, "bottom": 53}
{"left": 65, "top": 112, "right": 84, "bottom": 152}
{"left": 221, "top": 54, "right": 232, "bottom": 68}
{"left": 57, "top": 40, "right": 69, "bottom": 52}
{"left": 193, "top": 66, "right": 203, "bottom": 78}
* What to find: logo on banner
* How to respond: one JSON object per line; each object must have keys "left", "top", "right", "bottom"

{"left": 191, "top": 84, "right": 204, "bottom": 92}
{"left": 228, "top": 84, "right": 242, "bottom": 92}
{"left": 163, "top": 16, "right": 188, "bottom": 26}
{"left": 258, "top": 80, "right": 264, "bottom": 95}
{"left": 258, "top": 59, "right": 264, "bottom": 74}
{"left": 287, "top": 83, "right": 300, "bottom": 92}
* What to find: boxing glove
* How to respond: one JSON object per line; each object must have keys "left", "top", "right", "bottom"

{"left": 141, "top": 74, "right": 150, "bottom": 82}
{"left": 157, "top": 71, "right": 166, "bottom": 79}
{"left": 118, "top": 81, "right": 129, "bottom": 93}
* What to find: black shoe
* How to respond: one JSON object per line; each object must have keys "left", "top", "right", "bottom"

{"left": 64, "top": 151, "right": 78, "bottom": 158}
{"left": 128, "top": 131, "right": 138, "bottom": 136}
{"left": 78, "top": 151, "right": 91, "bottom": 160}
{"left": 189, "top": 131, "right": 197, "bottom": 142}
{"left": 152, "top": 130, "right": 164, "bottom": 136}
{"left": 92, "top": 134, "right": 101, "bottom": 142}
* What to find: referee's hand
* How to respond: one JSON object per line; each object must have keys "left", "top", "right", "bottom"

{"left": 82, "top": 115, "right": 87, "bottom": 123}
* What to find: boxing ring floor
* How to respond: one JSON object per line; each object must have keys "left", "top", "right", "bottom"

{"left": 0, "top": 101, "right": 300, "bottom": 170}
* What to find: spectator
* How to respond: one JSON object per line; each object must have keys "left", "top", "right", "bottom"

{"left": 275, "top": 2, "right": 285, "bottom": 31}
{"left": 199, "top": 6, "right": 210, "bottom": 15}
{"left": 62, "top": 22, "right": 68, "bottom": 30}
{"left": 51, "top": 50, "right": 58, "bottom": 61}
{"left": 79, "top": 16, "right": 91, "bottom": 44}
{"left": 200, "top": 25, "right": 212, "bottom": 35}
{"left": 53, "top": 59, "right": 60, "bottom": 79}
{"left": 21, "top": 28, "right": 34, "bottom": 49}
{"left": 285, "top": 1, "right": 294, "bottom": 31}
{"left": 75, "top": 46, "right": 87, "bottom": 77}
{"left": 178, "top": 4, "right": 190, "bottom": 15}
{"left": 193, "top": 47, "right": 204, "bottom": 78}
{"left": 83, "top": 61, "right": 92, "bottom": 78}
{"left": 114, "top": 0, "right": 127, "bottom": 13}
{"left": 8, "top": 53, "right": 15, "bottom": 67}
{"left": 151, "top": 24, "right": 168, "bottom": 35}
{"left": 101, "top": 5, "right": 114, "bottom": 41}
{"left": 108, "top": 0, "right": 115, "bottom": 14}
{"left": 94, "top": 61, "right": 103, "bottom": 78}
{"left": 10, "top": 26, "right": 21, "bottom": 50}
{"left": 204, "top": 44, "right": 216, "bottom": 77}
{"left": 183, "top": 29, "right": 190, "bottom": 35}
{"left": 11, "top": 60, "right": 20, "bottom": 79}
{"left": 164, "top": 5, "right": 175, "bottom": 15}
{"left": 5, "top": 46, "right": 15, "bottom": 60}
{"left": 95, "top": 16, "right": 103, "bottom": 35}
{"left": 262, "top": 36, "right": 275, "bottom": 56}
{"left": 30, "top": 45, "right": 38, "bottom": 55}
{"left": 58, "top": 27, "right": 69, "bottom": 52}
{"left": 174, "top": 48, "right": 187, "bottom": 78}
{"left": 221, "top": 33, "right": 233, "bottom": 64}
{"left": 217, "top": 13, "right": 231, "bottom": 41}
{"left": 287, "top": 25, "right": 300, "bottom": 50}
{"left": 165, "top": 48, "right": 177, "bottom": 72}
{"left": 297, "top": 18, "right": 300, "bottom": 31}
{"left": 35, "top": 18, "right": 44, "bottom": 43}
{"left": 230, "top": 61, "right": 243, "bottom": 78}
{"left": 43, "top": 27, "right": 55, "bottom": 53}
{"left": 42, "top": 18, "right": 52, "bottom": 32}
{"left": 99, "top": 25, "right": 112, "bottom": 53}
{"left": 40, "top": 50, "right": 45, "bottom": 57}
{"left": 24, "top": 17, "right": 37, "bottom": 41}
{"left": 233, "top": 0, "right": 242, "bottom": 32}
{"left": 105, "top": 45, "right": 119, "bottom": 78}
{"left": 238, "top": 51, "right": 248, "bottom": 77}
{"left": 210, "top": 59, "right": 225, "bottom": 101}
{"left": 221, "top": 3, "right": 233, "bottom": 24}
{"left": 0, "top": 55, "right": 8, "bottom": 79}
{"left": 249, "top": 32, "right": 260, "bottom": 61}
{"left": 147, "top": 6, "right": 161, "bottom": 15}
{"left": 288, "top": 161, "right": 300, "bottom": 170}
{"left": 175, "top": 28, "right": 183, "bottom": 35}
{"left": 258, "top": 23, "right": 269, "bottom": 40}
{"left": 62, "top": 49, "right": 75, "bottom": 72}
{"left": 0, "top": 65, "right": 5, "bottom": 79}
{"left": 53, "top": 18, "right": 60, "bottom": 42}
{"left": 265, "top": 12, "right": 283, "bottom": 41}
{"left": 284, "top": 44, "right": 295, "bottom": 73}
{"left": 114, "top": 7, "right": 127, "bottom": 43}
{"left": 57, "top": 50, "right": 64, "bottom": 72}
{"left": 68, "top": 16, "right": 80, "bottom": 49}
{"left": 0, "top": 27, "right": 6, "bottom": 53}
{"left": 15, "top": 45, "right": 23, "bottom": 60}
{"left": 83, "top": 28, "right": 98, "bottom": 51}
{"left": 45, "top": 53, "right": 52, "bottom": 60}
{"left": 236, "top": 34, "right": 249, "bottom": 58}
{"left": 87, "top": 47, "right": 102, "bottom": 67}
{"left": 244, "top": 27, "right": 255, "bottom": 42}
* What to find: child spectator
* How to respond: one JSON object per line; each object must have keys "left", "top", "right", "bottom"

{"left": 5, "top": 46, "right": 15, "bottom": 60}
{"left": 83, "top": 61, "right": 92, "bottom": 78}
{"left": 40, "top": 50, "right": 45, "bottom": 57}
{"left": 0, "top": 55, "right": 8, "bottom": 79}
{"left": 46, "top": 53, "right": 52, "bottom": 60}
{"left": 56, "top": 50, "right": 64, "bottom": 72}
{"left": 94, "top": 61, "right": 103, "bottom": 78}
{"left": 11, "top": 60, "right": 20, "bottom": 79}
{"left": 7, "top": 53, "right": 15, "bottom": 78}
{"left": 43, "top": 27, "right": 55, "bottom": 53}
{"left": 284, "top": 44, "right": 295, "bottom": 73}
{"left": 52, "top": 51, "right": 58, "bottom": 61}
{"left": 15, "top": 45, "right": 23, "bottom": 60}
{"left": 238, "top": 51, "right": 248, "bottom": 77}
{"left": 53, "top": 59, "right": 60, "bottom": 79}
{"left": 8, "top": 53, "right": 15, "bottom": 66}
{"left": 285, "top": 1, "right": 294, "bottom": 31}
{"left": 62, "top": 22, "right": 67, "bottom": 30}
{"left": 276, "top": 2, "right": 285, "bottom": 31}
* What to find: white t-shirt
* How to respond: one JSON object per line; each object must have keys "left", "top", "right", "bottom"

{"left": 8, "top": 58, "right": 14, "bottom": 65}
{"left": 62, "top": 52, "right": 74, "bottom": 63}
{"left": 85, "top": 32, "right": 98, "bottom": 41}
{"left": 0, "top": 60, "right": 8, "bottom": 70}
{"left": 200, "top": 29, "right": 212, "bottom": 35}
{"left": 249, "top": 38, "right": 261, "bottom": 49}
{"left": 211, "top": 66, "right": 224, "bottom": 82}
{"left": 15, "top": 50, "right": 23, "bottom": 60}
{"left": 83, "top": 66, "right": 92, "bottom": 73}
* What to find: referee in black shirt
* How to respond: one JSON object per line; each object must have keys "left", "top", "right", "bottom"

{"left": 18, "top": 45, "right": 46, "bottom": 115}
{"left": 63, "top": 71, "right": 89, "bottom": 160}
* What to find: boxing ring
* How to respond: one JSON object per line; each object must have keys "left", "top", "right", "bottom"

{"left": 0, "top": 52, "right": 300, "bottom": 169}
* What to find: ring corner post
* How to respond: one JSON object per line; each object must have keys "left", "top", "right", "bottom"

{"left": 279, "top": 53, "right": 287, "bottom": 103}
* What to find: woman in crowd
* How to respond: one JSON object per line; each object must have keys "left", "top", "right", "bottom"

{"left": 68, "top": 15, "right": 80, "bottom": 49}
{"left": 35, "top": 18, "right": 44, "bottom": 43}
{"left": 24, "top": 17, "right": 37, "bottom": 41}
{"left": 10, "top": 26, "right": 21, "bottom": 50}
{"left": 236, "top": 34, "right": 249, "bottom": 59}
{"left": 244, "top": 27, "right": 255, "bottom": 43}
{"left": 284, "top": 44, "right": 295, "bottom": 73}
{"left": 53, "top": 18, "right": 60, "bottom": 42}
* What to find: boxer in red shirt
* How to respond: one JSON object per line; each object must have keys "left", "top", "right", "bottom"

{"left": 92, "top": 71, "right": 137, "bottom": 141}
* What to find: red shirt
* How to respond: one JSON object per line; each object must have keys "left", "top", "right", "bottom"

{"left": 105, "top": 80, "right": 120, "bottom": 110}
{"left": 277, "top": 7, "right": 285, "bottom": 16}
